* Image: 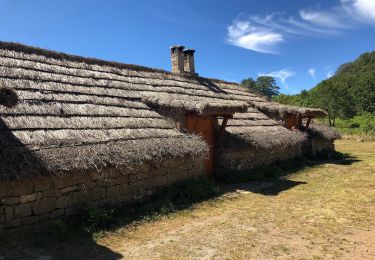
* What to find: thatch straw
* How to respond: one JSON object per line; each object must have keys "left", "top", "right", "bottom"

{"left": 142, "top": 96, "right": 248, "bottom": 115}
{"left": 305, "top": 121, "right": 341, "bottom": 140}
{"left": 213, "top": 81, "right": 327, "bottom": 118}
{"left": 0, "top": 135, "right": 208, "bottom": 181}
{"left": 0, "top": 40, "right": 333, "bottom": 180}
{"left": 250, "top": 101, "right": 327, "bottom": 119}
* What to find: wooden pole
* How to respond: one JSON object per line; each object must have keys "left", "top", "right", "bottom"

{"left": 305, "top": 117, "right": 312, "bottom": 129}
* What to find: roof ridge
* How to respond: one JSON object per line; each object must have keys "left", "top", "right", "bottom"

{"left": 0, "top": 40, "right": 239, "bottom": 85}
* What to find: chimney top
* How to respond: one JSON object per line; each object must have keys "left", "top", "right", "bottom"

{"left": 170, "top": 45, "right": 185, "bottom": 53}
{"left": 183, "top": 49, "right": 195, "bottom": 55}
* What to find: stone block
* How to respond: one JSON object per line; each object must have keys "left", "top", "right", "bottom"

{"left": 19, "top": 192, "right": 42, "bottom": 203}
{"left": 32, "top": 198, "right": 56, "bottom": 215}
{"left": 119, "top": 183, "right": 130, "bottom": 196}
{"left": 65, "top": 207, "right": 79, "bottom": 216}
{"left": 132, "top": 190, "right": 146, "bottom": 200}
{"left": 14, "top": 204, "right": 32, "bottom": 218}
{"left": 34, "top": 177, "right": 52, "bottom": 192}
{"left": 39, "top": 213, "right": 51, "bottom": 222}
{"left": 88, "top": 170, "right": 104, "bottom": 181}
{"left": 23, "top": 215, "right": 39, "bottom": 225}
{"left": 98, "top": 198, "right": 115, "bottom": 207}
{"left": 167, "top": 172, "right": 187, "bottom": 184}
{"left": 42, "top": 189, "right": 55, "bottom": 198}
{"left": 134, "top": 164, "right": 150, "bottom": 173}
{"left": 5, "top": 207, "right": 14, "bottom": 221}
{"left": 52, "top": 176, "right": 72, "bottom": 189}
{"left": 72, "top": 174, "right": 89, "bottom": 185}
{"left": 92, "top": 187, "right": 105, "bottom": 200}
{"left": 116, "top": 175, "right": 128, "bottom": 185}
{"left": 129, "top": 172, "right": 148, "bottom": 183}
{"left": 106, "top": 185, "right": 120, "bottom": 198}
{"left": 68, "top": 192, "right": 79, "bottom": 206}
{"left": 108, "top": 168, "right": 121, "bottom": 178}
{"left": 7, "top": 181, "right": 33, "bottom": 196}
{"left": 51, "top": 209, "right": 65, "bottom": 219}
{"left": 56, "top": 196, "right": 69, "bottom": 209}
{"left": 1, "top": 197, "right": 20, "bottom": 205}
{"left": 0, "top": 182, "right": 8, "bottom": 198}
{"left": 116, "top": 194, "right": 131, "bottom": 204}
{"left": 87, "top": 201, "right": 98, "bottom": 208}
{"left": 4, "top": 218, "right": 22, "bottom": 228}
{"left": 78, "top": 181, "right": 95, "bottom": 191}
{"left": 77, "top": 190, "right": 91, "bottom": 204}
{"left": 129, "top": 181, "right": 145, "bottom": 193}
{"left": 145, "top": 176, "right": 163, "bottom": 189}
{"left": 59, "top": 185, "right": 78, "bottom": 195}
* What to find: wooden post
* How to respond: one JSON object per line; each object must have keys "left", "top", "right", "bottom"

{"left": 218, "top": 116, "right": 230, "bottom": 141}
{"left": 305, "top": 117, "right": 312, "bottom": 129}
{"left": 295, "top": 113, "right": 301, "bottom": 129}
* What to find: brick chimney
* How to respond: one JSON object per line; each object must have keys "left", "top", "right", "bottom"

{"left": 183, "top": 49, "right": 196, "bottom": 75}
{"left": 170, "top": 45, "right": 185, "bottom": 74}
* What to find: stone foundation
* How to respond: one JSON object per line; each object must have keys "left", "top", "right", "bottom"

{"left": 216, "top": 144, "right": 302, "bottom": 172}
{"left": 0, "top": 157, "right": 204, "bottom": 235}
{"left": 310, "top": 138, "right": 335, "bottom": 155}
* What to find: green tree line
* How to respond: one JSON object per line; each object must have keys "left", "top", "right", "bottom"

{"left": 273, "top": 51, "right": 375, "bottom": 128}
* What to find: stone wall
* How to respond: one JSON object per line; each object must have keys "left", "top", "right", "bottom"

{"left": 0, "top": 157, "right": 204, "bottom": 236}
{"left": 302, "top": 137, "right": 335, "bottom": 156}
{"left": 311, "top": 138, "right": 335, "bottom": 155}
{"left": 216, "top": 144, "right": 302, "bottom": 173}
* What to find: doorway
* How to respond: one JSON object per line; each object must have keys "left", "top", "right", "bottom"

{"left": 185, "top": 115, "right": 215, "bottom": 177}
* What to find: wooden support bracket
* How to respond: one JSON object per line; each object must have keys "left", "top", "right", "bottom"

{"left": 305, "top": 117, "right": 312, "bottom": 129}
{"left": 215, "top": 115, "right": 232, "bottom": 147}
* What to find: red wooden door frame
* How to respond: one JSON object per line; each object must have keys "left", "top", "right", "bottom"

{"left": 185, "top": 115, "right": 215, "bottom": 177}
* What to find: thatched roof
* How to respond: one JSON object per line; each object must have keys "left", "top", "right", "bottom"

{"left": 209, "top": 83, "right": 327, "bottom": 119}
{"left": 142, "top": 96, "right": 248, "bottom": 115}
{"left": 0, "top": 41, "right": 327, "bottom": 180}
{"left": 250, "top": 101, "right": 327, "bottom": 119}
{"left": 219, "top": 107, "right": 307, "bottom": 149}
{"left": 0, "top": 41, "right": 224, "bottom": 180}
{"left": 305, "top": 121, "right": 341, "bottom": 140}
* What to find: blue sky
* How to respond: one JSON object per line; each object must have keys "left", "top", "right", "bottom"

{"left": 0, "top": 0, "right": 375, "bottom": 94}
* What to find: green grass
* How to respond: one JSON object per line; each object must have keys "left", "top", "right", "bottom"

{"left": 317, "top": 113, "right": 375, "bottom": 139}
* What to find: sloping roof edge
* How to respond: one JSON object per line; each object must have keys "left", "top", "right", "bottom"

{"left": 142, "top": 96, "right": 248, "bottom": 115}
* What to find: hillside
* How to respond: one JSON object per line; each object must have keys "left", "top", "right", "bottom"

{"left": 274, "top": 51, "right": 375, "bottom": 126}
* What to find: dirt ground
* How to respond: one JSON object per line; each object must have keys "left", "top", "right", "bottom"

{"left": 1, "top": 140, "right": 374, "bottom": 259}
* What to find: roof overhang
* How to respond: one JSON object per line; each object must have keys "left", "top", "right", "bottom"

{"left": 142, "top": 96, "right": 248, "bottom": 116}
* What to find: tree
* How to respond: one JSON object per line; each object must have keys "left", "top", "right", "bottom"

{"left": 240, "top": 78, "right": 256, "bottom": 90}
{"left": 273, "top": 50, "right": 375, "bottom": 124}
{"left": 241, "top": 76, "right": 280, "bottom": 98}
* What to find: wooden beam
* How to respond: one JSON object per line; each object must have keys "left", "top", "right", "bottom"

{"left": 216, "top": 115, "right": 230, "bottom": 144}
{"left": 295, "top": 113, "right": 301, "bottom": 129}
{"left": 305, "top": 117, "right": 312, "bottom": 129}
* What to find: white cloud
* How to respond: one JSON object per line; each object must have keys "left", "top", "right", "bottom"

{"left": 227, "top": 21, "right": 283, "bottom": 54}
{"left": 299, "top": 10, "right": 346, "bottom": 28}
{"left": 226, "top": 1, "right": 375, "bottom": 54}
{"left": 342, "top": 0, "right": 375, "bottom": 22}
{"left": 258, "top": 69, "right": 295, "bottom": 84}
{"left": 308, "top": 68, "right": 316, "bottom": 78}
{"left": 327, "top": 71, "right": 334, "bottom": 78}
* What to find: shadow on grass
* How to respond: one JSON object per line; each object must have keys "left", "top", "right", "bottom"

{"left": 218, "top": 150, "right": 359, "bottom": 196}
{"left": 0, "top": 236, "right": 123, "bottom": 260}
{"left": 0, "top": 151, "right": 359, "bottom": 258}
